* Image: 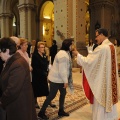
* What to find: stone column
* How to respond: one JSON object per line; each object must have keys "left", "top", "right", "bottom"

{"left": 53, "top": 0, "right": 87, "bottom": 55}
{"left": 18, "top": 4, "right": 36, "bottom": 41}
{"left": 27, "top": 5, "right": 36, "bottom": 41}
{"left": 0, "top": 13, "right": 13, "bottom": 37}
{"left": 89, "top": 5, "right": 95, "bottom": 40}
{"left": 73, "top": 0, "right": 87, "bottom": 56}
{"left": 53, "top": 0, "right": 68, "bottom": 48}
{"left": 18, "top": 4, "right": 28, "bottom": 38}
{"left": 90, "top": 0, "right": 114, "bottom": 39}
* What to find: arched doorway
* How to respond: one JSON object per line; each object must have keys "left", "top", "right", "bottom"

{"left": 40, "top": 1, "right": 54, "bottom": 47}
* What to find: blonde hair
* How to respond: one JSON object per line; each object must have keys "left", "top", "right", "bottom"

{"left": 37, "top": 42, "right": 45, "bottom": 48}
{"left": 19, "top": 38, "right": 28, "bottom": 45}
{"left": 31, "top": 40, "right": 36, "bottom": 46}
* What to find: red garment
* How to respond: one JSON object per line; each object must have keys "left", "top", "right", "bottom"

{"left": 83, "top": 71, "right": 93, "bottom": 104}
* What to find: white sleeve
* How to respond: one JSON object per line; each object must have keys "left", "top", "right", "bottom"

{"left": 77, "top": 53, "right": 83, "bottom": 66}
{"left": 58, "top": 57, "right": 68, "bottom": 83}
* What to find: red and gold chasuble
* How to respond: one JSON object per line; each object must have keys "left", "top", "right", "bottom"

{"left": 83, "top": 44, "right": 118, "bottom": 105}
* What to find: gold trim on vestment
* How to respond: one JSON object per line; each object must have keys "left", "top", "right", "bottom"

{"left": 109, "top": 45, "right": 118, "bottom": 104}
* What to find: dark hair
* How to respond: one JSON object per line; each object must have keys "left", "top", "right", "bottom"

{"left": 114, "top": 38, "right": 120, "bottom": 47}
{"left": 53, "top": 40, "right": 56, "bottom": 44}
{"left": 96, "top": 28, "right": 108, "bottom": 37}
{"left": 0, "top": 37, "right": 17, "bottom": 55}
{"left": 89, "top": 39, "right": 93, "bottom": 46}
{"left": 61, "top": 38, "right": 73, "bottom": 51}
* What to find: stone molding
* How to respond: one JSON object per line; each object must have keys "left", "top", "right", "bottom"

{"left": 0, "top": 13, "right": 14, "bottom": 19}
{"left": 18, "top": 3, "right": 36, "bottom": 12}
{"left": 90, "top": 1, "right": 114, "bottom": 9}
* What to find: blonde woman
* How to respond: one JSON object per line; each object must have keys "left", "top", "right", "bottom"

{"left": 17, "top": 38, "right": 32, "bottom": 72}
{"left": 31, "top": 42, "right": 49, "bottom": 108}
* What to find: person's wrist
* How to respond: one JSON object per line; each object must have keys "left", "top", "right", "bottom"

{"left": 76, "top": 51, "right": 79, "bottom": 56}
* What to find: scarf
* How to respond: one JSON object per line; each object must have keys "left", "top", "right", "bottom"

{"left": 68, "top": 52, "right": 74, "bottom": 93}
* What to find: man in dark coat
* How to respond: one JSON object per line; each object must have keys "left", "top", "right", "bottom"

{"left": 0, "top": 58, "right": 4, "bottom": 73}
{"left": 50, "top": 40, "right": 57, "bottom": 64}
{"left": 0, "top": 37, "right": 37, "bottom": 120}
{"left": 0, "top": 57, "right": 6, "bottom": 120}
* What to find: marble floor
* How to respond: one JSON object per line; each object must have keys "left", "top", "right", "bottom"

{"left": 59, "top": 68, "right": 120, "bottom": 120}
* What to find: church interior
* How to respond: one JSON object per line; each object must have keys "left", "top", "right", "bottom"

{"left": 1, "top": 0, "right": 120, "bottom": 50}
{"left": 0, "top": 0, "right": 120, "bottom": 119}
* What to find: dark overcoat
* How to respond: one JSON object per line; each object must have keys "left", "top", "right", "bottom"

{"left": 31, "top": 52, "right": 49, "bottom": 97}
{"left": 0, "top": 58, "right": 4, "bottom": 74}
{"left": 0, "top": 52, "right": 37, "bottom": 120}
{"left": 50, "top": 44, "right": 57, "bottom": 64}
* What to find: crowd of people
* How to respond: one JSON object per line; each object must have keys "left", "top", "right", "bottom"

{"left": 0, "top": 28, "right": 119, "bottom": 120}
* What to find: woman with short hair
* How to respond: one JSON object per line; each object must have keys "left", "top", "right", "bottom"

{"left": 31, "top": 42, "right": 49, "bottom": 108}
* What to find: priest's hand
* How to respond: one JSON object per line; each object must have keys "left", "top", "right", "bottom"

{"left": 72, "top": 50, "right": 79, "bottom": 56}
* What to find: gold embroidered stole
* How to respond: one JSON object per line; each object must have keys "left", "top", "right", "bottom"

{"left": 109, "top": 45, "right": 118, "bottom": 104}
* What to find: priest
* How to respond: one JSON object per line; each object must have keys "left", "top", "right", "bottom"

{"left": 73, "top": 28, "right": 119, "bottom": 120}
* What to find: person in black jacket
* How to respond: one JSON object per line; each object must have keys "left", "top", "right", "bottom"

{"left": 0, "top": 58, "right": 4, "bottom": 74}
{"left": 0, "top": 58, "right": 6, "bottom": 120}
{"left": 50, "top": 40, "right": 57, "bottom": 64}
{"left": 31, "top": 42, "right": 49, "bottom": 108}
{"left": 93, "top": 40, "right": 98, "bottom": 51}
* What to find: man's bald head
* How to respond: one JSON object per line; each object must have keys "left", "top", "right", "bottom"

{"left": 10, "top": 36, "right": 20, "bottom": 47}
